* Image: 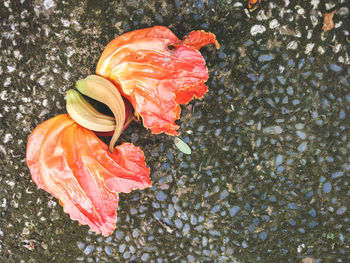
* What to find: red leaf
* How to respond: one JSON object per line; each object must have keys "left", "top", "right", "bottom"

{"left": 181, "top": 30, "right": 219, "bottom": 50}
{"left": 26, "top": 114, "right": 151, "bottom": 236}
{"left": 96, "top": 26, "right": 218, "bottom": 136}
{"left": 79, "top": 126, "right": 151, "bottom": 193}
{"left": 175, "top": 82, "right": 208, "bottom": 105}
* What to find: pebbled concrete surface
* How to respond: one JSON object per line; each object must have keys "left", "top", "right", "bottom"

{"left": 0, "top": 0, "right": 349, "bottom": 262}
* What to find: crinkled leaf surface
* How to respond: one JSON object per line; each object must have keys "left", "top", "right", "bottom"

{"left": 96, "top": 26, "right": 218, "bottom": 135}
{"left": 181, "top": 30, "right": 220, "bottom": 50}
{"left": 26, "top": 114, "right": 151, "bottom": 236}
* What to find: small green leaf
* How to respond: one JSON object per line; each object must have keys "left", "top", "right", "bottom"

{"left": 174, "top": 137, "right": 191, "bottom": 155}
{"left": 327, "top": 233, "right": 335, "bottom": 240}
{"left": 346, "top": 36, "right": 350, "bottom": 44}
{"left": 249, "top": 5, "right": 259, "bottom": 12}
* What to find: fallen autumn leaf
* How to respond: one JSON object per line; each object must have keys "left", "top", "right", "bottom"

{"left": 322, "top": 11, "right": 335, "bottom": 31}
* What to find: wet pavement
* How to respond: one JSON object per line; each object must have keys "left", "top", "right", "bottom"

{"left": 1, "top": 0, "right": 350, "bottom": 262}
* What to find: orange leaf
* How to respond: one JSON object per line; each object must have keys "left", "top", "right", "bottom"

{"left": 181, "top": 30, "right": 219, "bottom": 50}
{"left": 175, "top": 82, "right": 208, "bottom": 105}
{"left": 96, "top": 26, "right": 218, "bottom": 135}
{"left": 322, "top": 11, "right": 335, "bottom": 31}
{"left": 26, "top": 114, "right": 150, "bottom": 236}
{"left": 248, "top": 0, "right": 262, "bottom": 12}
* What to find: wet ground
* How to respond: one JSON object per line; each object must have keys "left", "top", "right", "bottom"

{"left": 1, "top": 0, "right": 350, "bottom": 262}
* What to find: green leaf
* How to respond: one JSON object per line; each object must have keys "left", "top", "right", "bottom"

{"left": 174, "top": 137, "right": 192, "bottom": 155}
{"left": 346, "top": 36, "right": 350, "bottom": 44}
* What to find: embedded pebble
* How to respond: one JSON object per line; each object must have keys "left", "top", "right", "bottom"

{"left": 263, "top": 126, "right": 283, "bottom": 134}
{"left": 337, "top": 7, "right": 349, "bottom": 16}
{"left": 250, "top": 25, "right": 266, "bottom": 36}
{"left": 305, "top": 43, "right": 314, "bottom": 54}
{"left": 287, "top": 41, "right": 298, "bottom": 50}
{"left": 325, "top": 3, "right": 335, "bottom": 10}
{"left": 309, "top": 208, "right": 316, "bottom": 217}
{"left": 83, "top": 245, "right": 94, "bottom": 255}
{"left": 336, "top": 206, "right": 347, "bottom": 215}
{"left": 318, "top": 46, "right": 325, "bottom": 55}
{"left": 259, "top": 232, "right": 267, "bottom": 241}
{"left": 276, "top": 155, "right": 283, "bottom": 166}
{"left": 43, "top": 0, "right": 55, "bottom": 9}
{"left": 323, "top": 182, "right": 332, "bottom": 193}
{"left": 104, "top": 246, "right": 112, "bottom": 256}
{"left": 311, "top": 0, "right": 320, "bottom": 9}
{"left": 258, "top": 54, "right": 274, "bottom": 62}
{"left": 269, "top": 19, "right": 280, "bottom": 29}
{"left": 297, "top": 142, "right": 308, "bottom": 152}
{"left": 288, "top": 203, "right": 298, "bottom": 210}
{"left": 175, "top": 219, "right": 183, "bottom": 229}
{"left": 331, "top": 171, "right": 343, "bottom": 179}
{"left": 330, "top": 64, "right": 342, "bottom": 72}
{"left": 229, "top": 206, "right": 241, "bottom": 217}
{"left": 156, "top": 190, "right": 167, "bottom": 202}
{"left": 296, "top": 6, "right": 305, "bottom": 15}
{"left": 296, "top": 131, "right": 306, "bottom": 140}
